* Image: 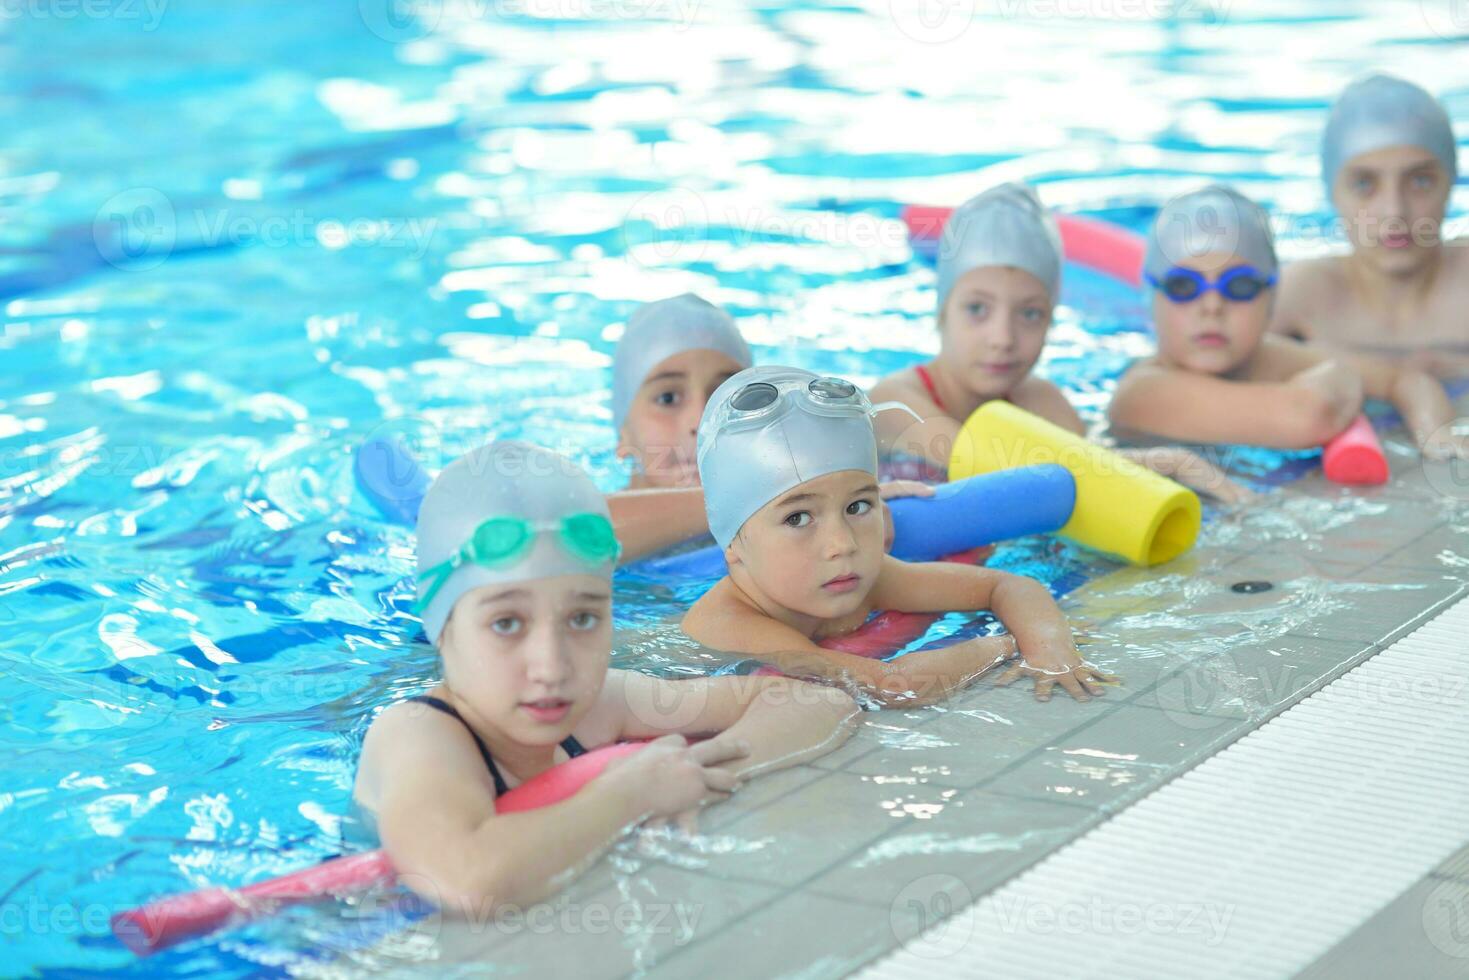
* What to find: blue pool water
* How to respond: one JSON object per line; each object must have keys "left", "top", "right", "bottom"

{"left": 2, "top": 1, "right": 1467, "bottom": 974}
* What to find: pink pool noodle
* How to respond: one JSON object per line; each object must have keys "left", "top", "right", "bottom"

{"left": 111, "top": 741, "right": 645, "bottom": 956}
{"left": 901, "top": 206, "right": 1145, "bottom": 288}
{"left": 1322, "top": 414, "right": 1389, "bottom": 485}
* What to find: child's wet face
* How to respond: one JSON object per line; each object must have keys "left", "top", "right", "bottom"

{"left": 939, "top": 266, "right": 1053, "bottom": 400}
{"left": 1332, "top": 145, "right": 1450, "bottom": 277}
{"left": 727, "top": 470, "right": 885, "bottom": 621}
{"left": 619, "top": 348, "right": 745, "bottom": 488}
{"left": 1152, "top": 252, "right": 1272, "bottom": 376}
{"left": 438, "top": 574, "right": 612, "bottom": 745}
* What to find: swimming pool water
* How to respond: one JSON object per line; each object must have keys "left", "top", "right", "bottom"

{"left": 2, "top": 0, "right": 1467, "bottom": 974}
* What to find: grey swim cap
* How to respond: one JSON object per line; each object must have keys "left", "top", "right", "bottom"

{"left": 611, "top": 293, "right": 752, "bottom": 433}
{"left": 936, "top": 183, "right": 1063, "bottom": 313}
{"left": 1144, "top": 185, "right": 1278, "bottom": 281}
{"left": 697, "top": 366, "right": 882, "bottom": 549}
{"left": 1322, "top": 74, "right": 1458, "bottom": 195}
{"left": 415, "top": 441, "right": 615, "bottom": 645}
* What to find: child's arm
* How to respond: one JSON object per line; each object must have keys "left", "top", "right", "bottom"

{"left": 1345, "top": 355, "right": 1469, "bottom": 460}
{"left": 685, "top": 599, "right": 1020, "bottom": 708}
{"left": 868, "top": 557, "right": 1111, "bottom": 702}
{"left": 606, "top": 487, "right": 707, "bottom": 560}
{"left": 606, "top": 671, "right": 859, "bottom": 778}
{"left": 357, "top": 704, "right": 740, "bottom": 913}
{"left": 1108, "top": 360, "right": 1362, "bottom": 449}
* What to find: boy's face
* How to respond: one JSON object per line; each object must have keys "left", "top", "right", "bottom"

{"left": 618, "top": 348, "right": 745, "bottom": 488}
{"left": 726, "top": 469, "right": 885, "bottom": 622}
{"left": 939, "top": 265, "right": 1053, "bottom": 400}
{"left": 1152, "top": 252, "right": 1272, "bottom": 376}
{"left": 1332, "top": 144, "right": 1451, "bottom": 277}
{"left": 438, "top": 573, "right": 612, "bottom": 746}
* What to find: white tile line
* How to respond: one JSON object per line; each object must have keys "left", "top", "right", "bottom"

{"left": 855, "top": 595, "right": 1469, "bottom": 980}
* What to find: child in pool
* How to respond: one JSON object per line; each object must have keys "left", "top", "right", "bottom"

{"left": 870, "top": 183, "right": 1253, "bottom": 503}
{"left": 354, "top": 441, "right": 857, "bottom": 912}
{"left": 680, "top": 366, "right": 1112, "bottom": 708}
{"left": 1110, "top": 185, "right": 1469, "bottom": 459}
{"left": 608, "top": 293, "right": 933, "bottom": 558}
{"left": 1270, "top": 74, "right": 1469, "bottom": 377}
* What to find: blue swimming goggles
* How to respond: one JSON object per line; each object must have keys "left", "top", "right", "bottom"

{"left": 1147, "top": 265, "right": 1277, "bottom": 304}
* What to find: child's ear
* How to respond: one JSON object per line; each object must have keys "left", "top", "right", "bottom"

{"left": 723, "top": 532, "right": 744, "bottom": 568}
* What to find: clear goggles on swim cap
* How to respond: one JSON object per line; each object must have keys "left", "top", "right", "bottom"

{"left": 1147, "top": 265, "right": 1276, "bottom": 304}
{"left": 414, "top": 512, "right": 621, "bottom": 613}
{"left": 699, "top": 375, "right": 917, "bottom": 462}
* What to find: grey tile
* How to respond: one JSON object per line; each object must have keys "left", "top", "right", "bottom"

{"left": 1296, "top": 873, "right": 1469, "bottom": 980}
{"left": 805, "top": 705, "right": 941, "bottom": 774}
{"left": 839, "top": 687, "right": 1113, "bottom": 789}
{"left": 804, "top": 791, "right": 1097, "bottom": 910}
{"left": 1285, "top": 574, "right": 1463, "bottom": 647}
{"left": 698, "top": 762, "right": 831, "bottom": 834}
{"left": 1133, "top": 634, "right": 1371, "bottom": 722}
{"left": 696, "top": 770, "right": 963, "bottom": 891}
{"left": 474, "top": 863, "right": 782, "bottom": 980}
{"left": 1380, "top": 515, "right": 1469, "bottom": 574}
{"left": 988, "top": 703, "right": 1247, "bottom": 811}
{"left": 644, "top": 890, "right": 916, "bottom": 980}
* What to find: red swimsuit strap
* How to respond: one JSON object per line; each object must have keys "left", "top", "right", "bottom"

{"left": 913, "top": 362, "right": 947, "bottom": 414}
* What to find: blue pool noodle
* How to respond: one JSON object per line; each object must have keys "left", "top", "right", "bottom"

{"left": 355, "top": 438, "right": 1076, "bottom": 573}
{"left": 886, "top": 465, "right": 1076, "bottom": 561}
{"left": 355, "top": 434, "right": 431, "bottom": 528}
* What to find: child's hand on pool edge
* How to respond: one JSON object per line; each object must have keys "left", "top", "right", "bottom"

{"left": 601, "top": 733, "right": 748, "bottom": 822}
{"left": 993, "top": 635, "right": 1116, "bottom": 702}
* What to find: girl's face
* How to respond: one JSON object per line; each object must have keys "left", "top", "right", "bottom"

{"left": 618, "top": 348, "right": 746, "bottom": 488}
{"left": 1151, "top": 252, "right": 1273, "bottom": 376}
{"left": 938, "top": 265, "right": 1053, "bottom": 400}
{"left": 726, "top": 470, "right": 885, "bottom": 624}
{"left": 438, "top": 573, "right": 612, "bottom": 746}
{"left": 1332, "top": 144, "right": 1451, "bottom": 277}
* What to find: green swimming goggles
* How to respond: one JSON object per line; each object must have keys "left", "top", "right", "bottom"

{"left": 414, "top": 512, "right": 621, "bottom": 613}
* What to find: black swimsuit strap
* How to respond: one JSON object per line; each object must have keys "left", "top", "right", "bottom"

{"left": 409, "top": 695, "right": 588, "bottom": 791}
{"left": 411, "top": 695, "right": 509, "bottom": 796}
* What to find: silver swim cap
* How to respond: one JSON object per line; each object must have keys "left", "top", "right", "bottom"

{"left": 611, "top": 293, "right": 752, "bottom": 433}
{"left": 697, "top": 366, "right": 890, "bottom": 549}
{"left": 1322, "top": 73, "right": 1458, "bottom": 195}
{"left": 415, "top": 441, "right": 618, "bottom": 644}
{"left": 1144, "top": 185, "right": 1278, "bottom": 281}
{"left": 935, "top": 183, "right": 1063, "bottom": 313}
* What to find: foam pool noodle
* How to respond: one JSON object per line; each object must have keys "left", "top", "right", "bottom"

{"left": 948, "top": 401, "right": 1200, "bottom": 566}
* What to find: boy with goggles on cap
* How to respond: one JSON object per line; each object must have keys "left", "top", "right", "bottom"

{"left": 355, "top": 440, "right": 857, "bottom": 912}
{"left": 1110, "top": 185, "right": 1469, "bottom": 459}
{"left": 1270, "top": 74, "right": 1469, "bottom": 376}
{"left": 682, "top": 366, "right": 1112, "bottom": 708}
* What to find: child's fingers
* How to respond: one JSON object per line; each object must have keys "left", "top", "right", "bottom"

{"left": 1054, "top": 674, "right": 1091, "bottom": 702}
{"left": 1034, "top": 676, "right": 1056, "bottom": 701}
{"left": 701, "top": 768, "right": 741, "bottom": 794}
{"left": 991, "top": 664, "right": 1026, "bottom": 687}
{"left": 689, "top": 737, "right": 749, "bottom": 768}
{"left": 878, "top": 480, "right": 935, "bottom": 500}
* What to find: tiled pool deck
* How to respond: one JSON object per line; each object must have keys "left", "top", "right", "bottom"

{"left": 326, "top": 420, "right": 1469, "bottom": 978}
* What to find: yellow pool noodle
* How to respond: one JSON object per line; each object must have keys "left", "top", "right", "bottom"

{"left": 948, "top": 401, "right": 1201, "bottom": 566}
